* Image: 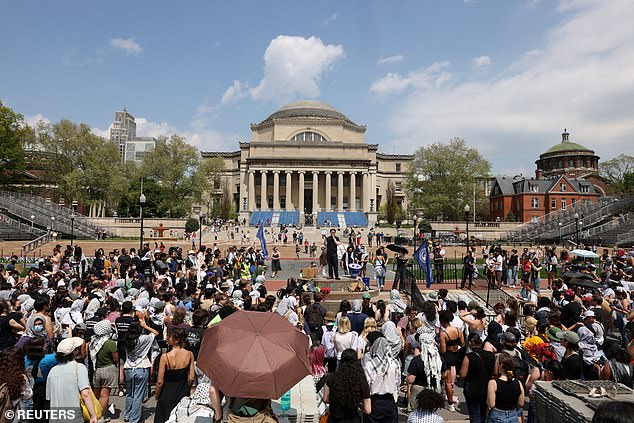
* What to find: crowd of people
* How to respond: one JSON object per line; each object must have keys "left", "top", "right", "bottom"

{"left": 0, "top": 237, "right": 632, "bottom": 423}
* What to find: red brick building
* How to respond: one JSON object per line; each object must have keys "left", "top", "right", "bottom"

{"left": 490, "top": 130, "right": 603, "bottom": 222}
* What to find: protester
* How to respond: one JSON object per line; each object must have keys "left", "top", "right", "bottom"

{"left": 124, "top": 322, "right": 160, "bottom": 423}
{"left": 323, "top": 348, "right": 371, "bottom": 422}
{"left": 89, "top": 319, "right": 119, "bottom": 416}
{"left": 486, "top": 352, "right": 525, "bottom": 423}
{"left": 406, "top": 389, "right": 445, "bottom": 423}
{"left": 362, "top": 337, "right": 400, "bottom": 422}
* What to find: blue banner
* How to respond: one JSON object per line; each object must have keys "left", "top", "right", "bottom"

{"left": 256, "top": 223, "right": 269, "bottom": 260}
{"left": 414, "top": 239, "right": 433, "bottom": 288}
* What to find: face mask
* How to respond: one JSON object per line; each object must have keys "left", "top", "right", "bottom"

{"left": 33, "top": 324, "right": 45, "bottom": 334}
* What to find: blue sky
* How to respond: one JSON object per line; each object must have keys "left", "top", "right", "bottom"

{"left": 1, "top": 0, "right": 633, "bottom": 174}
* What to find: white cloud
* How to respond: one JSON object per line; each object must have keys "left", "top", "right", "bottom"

{"left": 135, "top": 118, "right": 177, "bottom": 138}
{"left": 377, "top": 0, "right": 634, "bottom": 172}
{"left": 221, "top": 80, "right": 249, "bottom": 105}
{"left": 91, "top": 125, "right": 111, "bottom": 139}
{"left": 110, "top": 37, "right": 142, "bottom": 56}
{"left": 224, "top": 35, "right": 345, "bottom": 104}
{"left": 378, "top": 54, "right": 404, "bottom": 65}
{"left": 24, "top": 113, "right": 50, "bottom": 128}
{"left": 472, "top": 55, "right": 492, "bottom": 68}
{"left": 322, "top": 13, "right": 338, "bottom": 27}
{"left": 370, "top": 62, "right": 451, "bottom": 96}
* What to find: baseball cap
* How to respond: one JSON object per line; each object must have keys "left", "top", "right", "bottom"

{"left": 57, "top": 337, "right": 84, "bottom": 355}
{"left": 561, "top": 331, "right": 580, "bottom": 344}
{"left": 362, "top": 292, "right": 371, "bottom": 300}
{"left": 582, "top": 310, "right": 595, "bottom": 319}
{"left": 563, "top": 289, "right": 575, "bottom": 297}
{"left": 498, "top": 331, "right": 517, "bottom": 343}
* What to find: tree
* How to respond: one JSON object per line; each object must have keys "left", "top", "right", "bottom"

{"left": 506, "top": 211, "right": 516, "bottom": 222}
{"left": 185, "top": 217, "right": 200, "bottom": 233}
{"left": 406, "top": 137, "right": 491, "bottom": 221}
{"left": 219, "top": 179, "right": 233, "bottom": 220}
{"left": 35, "top": 119, "right": 123, "bottom": 215}
{"left": 0, "top": 101, "right": 26, "bottom": 185}
{"left": 600, "top": 154, "right": 634, "bottom": 194}
{"left": 140, "top": 135, "right": 203, "bottom": 217}
{"left": 385, "top": 181, "right": 398, "bottom": 224}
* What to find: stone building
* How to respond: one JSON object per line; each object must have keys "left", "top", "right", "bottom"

{"left": 201, "top": 100, "right": 413, "bottom": 227}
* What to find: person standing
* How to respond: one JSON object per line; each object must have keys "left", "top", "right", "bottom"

{"left": 433, "top": 244, "right": 445, "bottom": 284}
{"left": 461, "top": 251, "right": 475, "bottom": 289}
{"left": 507, "top": 249, "right": 519, "bottom": 288}
{"left": 459, "top": 333, "right": 495, "bottom": 423}
{"left": 486, "top": 352, "right": 525, "bottom": 423}
{"left": 325, "top": 229, "right": 341, "bottom": 280}
{"left": 89, "top": 320, "right": 119, "bottom": 417}
{"left": 324, "top": 349, "right": 371, "bottom": 422}
{"left": 270, "top": 247, "right": 281, "bottom": 278}
{"left": 362, "top": 337, "right": 400, "bottom": 423}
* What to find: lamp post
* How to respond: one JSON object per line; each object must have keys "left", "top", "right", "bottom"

{"left": 70, "top": 212, "right": 75, "bottom": 246}
{"left": 574, "top": 212, "right": 580, "bottom": 245}
{"left": 464, "top": 204, "right": 470, "bottom": 254}
{"left": 139, "top": 184, "right": 146, "bottom": 251}
{"left": 558, "top": 222, "right": 562, "bottom": 245}
{"left": 30, "top": 215, "right": 35, "bottom": 233}
{"left": 413, "top": 214, "right": 418, "bottom": 250}
{"left": 50, "top": 216, "right": 55, "bottom": 232}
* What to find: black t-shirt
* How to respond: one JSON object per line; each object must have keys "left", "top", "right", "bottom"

{"left": 118, "top": 255, "right": 131, "bottom": 273}
{"left": 85, "top": 316, "right": 101, "bottom": 341}
{"left": 494, "top": 378, "right": 521, "bottom": 410}
{"left": 115, "top": 315, "right": 134, "bottom": 342}
{"left": 0, "top": 315, "right": 17, "bottom": 350}
{"left": 326, "top": 236, "right": 339, "bottom": 256}
{"left": 464, "top": 349, "right": 495, "bottom": 399}
{"left": 561, "top": 301, "right": 582, "bottom": 327}
{"left": 326, "top": 373, "right": 370, "bottom": 423}
{"left": 561, "top": 352, "right": 584, "bottom": 380}
{"left": 408, "top": 355, "right": 446, "bottom": 388}
{"left": 508, "top": 254, "right": 519, "bottom": 267}
{"left": 185, "top": 326, "right": 206, "bottom": 360}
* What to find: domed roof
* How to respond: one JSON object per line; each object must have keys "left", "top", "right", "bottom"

{"left": 542, "top": 130, "right": 593, "bottom": 156}
{"left": 259, "top": 100, "right": 356, "bottom": 124}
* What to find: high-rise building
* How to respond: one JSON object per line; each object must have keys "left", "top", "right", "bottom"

{"left": 109, "top": 108, "right": 137, "bottom": 159}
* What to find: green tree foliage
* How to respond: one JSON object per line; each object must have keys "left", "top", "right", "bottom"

{"left": 219, "top": 179, "right": 233, "bottom": 220}
{"left": 600, "top": 154, "right": 634, "bottom": 194}
{"left": 185, "top": 217, "right": 200, "bottom": 233}
{"left": 406, "top": 137, "right": 491, "bottom": 221}
{"left": 140, "top": 135, "right": 203, "bottom": 217}
{"left": 36, "top": 119, "right": 124, "bottom": 211}
{"left": 0, "top": 101, "right": 27, "bottom": 185}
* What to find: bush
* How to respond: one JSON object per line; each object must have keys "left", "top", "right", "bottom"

{"left": 185, "top": 217, "right": 200, "bottom": 233}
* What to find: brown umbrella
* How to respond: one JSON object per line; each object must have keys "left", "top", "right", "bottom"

{"left": 197, "top": 310, "right": 311, "bottom": 399}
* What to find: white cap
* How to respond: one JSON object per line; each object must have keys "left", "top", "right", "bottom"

{"left": 582, "top": 310, "right": 595, "bottom": 319}
{"left": 57, "top": 337, "right": 84, "bottom": 355}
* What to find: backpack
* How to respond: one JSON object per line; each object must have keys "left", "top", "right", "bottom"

{"left": 511, "top": 347, "right": 535, "bottom": 387}
{"left": 305, "top": 303, "right": 324, "bottom": 331}
{"left": 322, "top": 325, "right": 337, "bottom": 358}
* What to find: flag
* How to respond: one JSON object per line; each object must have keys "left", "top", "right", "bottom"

{"left": 414, "top": 239, "right": 433, "bottom": 288}
{"left": 256, "top": 223, "right": 268, "bottom": 260}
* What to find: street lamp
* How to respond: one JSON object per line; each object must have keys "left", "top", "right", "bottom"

{"left": 413, "top": 214, "right": 418, "bottom": 249}
{"left": 50, "top": 216, "right": 55, "bottom": 232}
{"left": 30, "top": 215, "right": 35, "bottom": 233}
{"left": 139, "top": 189, "right": 146, "bottom": 251}
{"left": 70, "top": 212, "right": 75, "bottom": 246}
{"left": 558, "top": 222, "right": 562, "bottom": 245}
{"left": 574, "top": 212, "right": 580, "bottom": 245}
{"left": 464, "top": 204, "right": 470, "bottom": 254}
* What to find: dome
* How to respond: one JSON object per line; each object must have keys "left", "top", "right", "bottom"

{"left": 259, "top": 100, "right": 356, "bottom": 125}
{"left": 542, "top": 130, "right": 593, "bottom": 156}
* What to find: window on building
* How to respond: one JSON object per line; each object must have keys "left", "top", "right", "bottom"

{"left": 291, "top": 131, "right": 326, "bottom": 142}
{"left": 395, "top": 182, "right": 402, "bottom": 192}
{"left": 529, "top": 184, "right": 539, "bottom": 193}
{"left": 561, "top": 198, "right": 567, "bottom": 210}
{"left": 531, "top": 198, "right": 539, "bottom": 209}
{"left": 560, "top": 183, "right": 567, "bottom": 191}
{"left": 580, "top": 185, "right": 589, "bottom": 193}
{"left": 551, "top": 198, "right": 556, "bottom": 209}
{"left": 395, "top": 163, "right": 401, "bottom": 172}
{"left": 572, "top": 198, "right": 576, "bottom": 206}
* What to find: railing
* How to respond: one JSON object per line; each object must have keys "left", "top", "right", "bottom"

{"left": 22, "top": 232, "right": 51, "bottom": 254}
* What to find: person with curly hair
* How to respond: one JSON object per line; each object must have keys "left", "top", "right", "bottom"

{"left": 0, "top": 347, "right": 32, "bottom": 413}
{"left": 324, "top": 349, "right": 371, "bottom": 422}
{"left": 407, "top": 389, "right": 445, "bottom": 423}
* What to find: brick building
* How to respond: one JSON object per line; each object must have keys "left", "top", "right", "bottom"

{"left": 490, "top": 130, "right": 603, "bottom": 222}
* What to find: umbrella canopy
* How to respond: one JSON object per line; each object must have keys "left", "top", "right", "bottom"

{"left": 197, "top": 310, "right": 310, "bottom": 399}
{"left": 568, "top": 277, "right": 601, "bottom": 289}
{"left": 561, "top": 271, "right": 587, "bottom": 280}
{"left": 386, "top": 244, "right": 409, "bottom": 255}
{"left": 570, "top": 249, "right": 599, "bottom": 259}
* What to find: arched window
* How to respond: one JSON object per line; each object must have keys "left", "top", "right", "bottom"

{"left": 291, "top": 131, "right": 326, "bottom": 142}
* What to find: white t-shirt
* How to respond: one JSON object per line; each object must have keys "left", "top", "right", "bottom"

{"left": 495, "top": 255, "right": 504, "bottom": 272}
{"left": 46, "top": 361, "right": 90, "bottom": 423}
{"left": 334, "top": 331, "right": 357, "bottom": 360}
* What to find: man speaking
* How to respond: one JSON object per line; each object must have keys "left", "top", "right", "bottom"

{"left": 324, "top": 229, "right": 341, "bottom": 279}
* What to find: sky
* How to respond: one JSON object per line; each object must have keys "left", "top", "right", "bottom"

{"left": 1, "top": 0, "right": 633, "bottom": 175}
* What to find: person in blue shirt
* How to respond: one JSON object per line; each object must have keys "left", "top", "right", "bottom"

{"left": 24, "top": 336, "right": 58, "bottom": 422}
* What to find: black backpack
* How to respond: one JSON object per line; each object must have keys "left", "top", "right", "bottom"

{"left": 305, "top": 303, "right": 324, "bottom": 331}
{"left": 511, "top": 347, "right": 535, "bottom": 387}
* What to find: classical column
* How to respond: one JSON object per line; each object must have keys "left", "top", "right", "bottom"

{"left": 370, "top": 171, "right": 377, "bottom": 212}
{"left": 260, "top": 170, "right": 268, "bottom": 210}
{"left": 248, "top": 171, "right": 255, "bottom": 211}
{"left": 337, "top": 171, "right": 344, "bottom": 211}
{"left": 350, "top": 172, "right": 356, "bottom": 211}
{"left": 362, "top": 172, "right": 369, "bottom": 212}
{"left": 273, "top": 171, "right": 280, "bottom": 210}
{"left": 285, "top": 171, "right": 293, "bottom": 210}
{"left": 298, "top": 171, "right": 305, "bottom": 214}
{"left": 325, "top": 172, "right": 332, "bottom": 212}
{"left": 312, "top": 171, "right": 319, "bottom": 212}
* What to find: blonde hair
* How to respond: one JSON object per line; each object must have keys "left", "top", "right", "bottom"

{"left": 337, "top": 316, "right": 351, "bottom": 334}
{"left": 411, "top": 317, "right": 423, "bottom": 331}
{"left": 361, "top": 317, "right": 377, "bottom": 340}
